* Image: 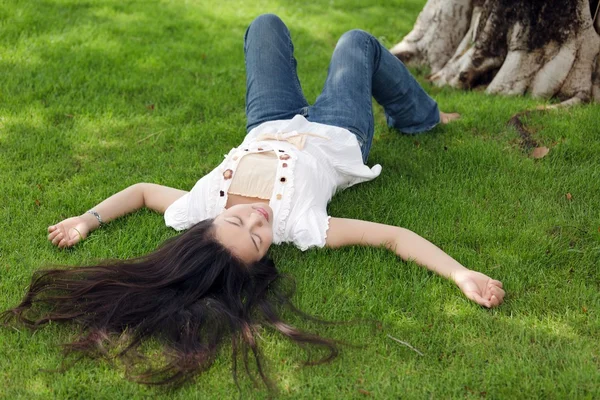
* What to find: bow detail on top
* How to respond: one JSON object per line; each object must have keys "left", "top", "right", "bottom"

{"left": 255, "top": 130, "right": 329, "bottom": 150}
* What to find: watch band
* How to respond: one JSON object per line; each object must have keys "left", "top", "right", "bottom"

{"left": 86, "top": 210, "right": 104, "bottom": 226}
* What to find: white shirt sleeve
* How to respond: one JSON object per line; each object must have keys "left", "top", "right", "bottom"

{"left": 289, "top": 206, "right": 331, "bottom": 251}
{"left": 164, "top": 172, "right": 215, "bottom": 231}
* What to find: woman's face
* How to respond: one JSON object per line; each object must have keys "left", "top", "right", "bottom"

{"left": 213, "top": 203, "right": 274, "bottom": 263}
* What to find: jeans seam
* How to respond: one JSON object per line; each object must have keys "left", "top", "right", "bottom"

{"left": 362, "top": 33, "right": 373, "bottom": 162}
{"left": 366, "top": 35, "right": 373, "bottom": 128}
{"left": 371, "top": 36, "right": 382, "bottom": 76}
{"left": 288, "top": 34, "right": 304, "bottom": 102}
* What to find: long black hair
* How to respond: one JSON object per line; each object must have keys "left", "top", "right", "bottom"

{"left": 1, "top": 219, "right": 339, "bottom": 389}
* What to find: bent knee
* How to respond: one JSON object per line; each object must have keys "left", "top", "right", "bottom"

{"left": 337, "top": 29, "right": 374, "bottom": 48}
{"left": 248, "top": 14, "right": 286, "bottom": 31}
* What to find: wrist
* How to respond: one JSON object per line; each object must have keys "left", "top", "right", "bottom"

{"left": 449, "top": 266, "right": 470, "bottom": 284}
{"left": 80, "top": 212, "right": 101, "bottom": 231}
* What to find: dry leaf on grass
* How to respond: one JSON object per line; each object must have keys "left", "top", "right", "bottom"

{"left": 531, "top": 146, "right": 549, "bottom": 159}
{"left": 566, "top": 193, "right": 573, "bottom": 200}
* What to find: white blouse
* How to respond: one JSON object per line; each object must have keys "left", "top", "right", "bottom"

{"left": 164, "top": 115, "right": 382, "bottom": 251}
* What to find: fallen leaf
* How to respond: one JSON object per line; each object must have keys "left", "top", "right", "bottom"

{"left": 146, "top": 104, "right": 155, "bottom": 111}
{"left": 35, "top": 199, "right": 41, "bottom": 207}
{"left": 566, "top": 193, "right": 573, "bottom": 200}
{"left": 358, "top": 389, "right": 371, "bottom": 396}
{"left": 531, "top": 146, "right": 549, "bottom": 159}
{"left": 583, "top": 307, "right": 588, "bottom": 313}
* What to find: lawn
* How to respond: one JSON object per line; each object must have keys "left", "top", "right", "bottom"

{"left": 1, "top": 0, "right": 599, "bottom": 398}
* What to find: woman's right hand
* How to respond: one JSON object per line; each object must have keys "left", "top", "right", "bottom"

{"left": 47, "top": 215, "right": 93, "bottom": 248}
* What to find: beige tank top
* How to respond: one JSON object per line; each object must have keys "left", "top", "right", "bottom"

{"left": 227, "top": 152, "right": 278, "bottom": 200}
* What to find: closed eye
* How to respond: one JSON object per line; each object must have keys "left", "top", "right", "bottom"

{"left": 227, "top": 216, "right": 260, "bottom": 252}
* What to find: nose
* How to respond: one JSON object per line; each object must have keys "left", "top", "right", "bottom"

{"left": 248, "top": 212, "right": 263, "bottom": 228}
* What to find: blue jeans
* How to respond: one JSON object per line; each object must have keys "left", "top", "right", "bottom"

{"left": 244, "top": 14, "right": 440, "bottom": 162}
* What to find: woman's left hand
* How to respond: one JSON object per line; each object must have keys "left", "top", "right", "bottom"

{"left": 452, "top": 269, "right": 505, "bottom": 308}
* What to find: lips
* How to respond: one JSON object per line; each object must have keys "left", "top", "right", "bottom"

{"left": 256, "top": 207, "right": 269, "bottom": 222}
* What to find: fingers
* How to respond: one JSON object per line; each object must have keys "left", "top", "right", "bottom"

{"left": 488, "top": 282, "right": 505, "bottom": 303}
{"left": 490, "top": 284, "right": 505, "bottom": 298}
{"left": 483, "top": 287, "right": 504, "bottom": 308}
{"left": 50, "top": 225, "right": 65, "bottom": 245}
{"left": 468, "top": 289, "right": 504, "bottom": 308}
{"left": 467, "top": 292, "right": 492, "bottom": 308}
{"left": 57, "top": 236, "right": 75, "bottom": 248}
{"left": 489, "top": 295, "right": 501, "bottom": 307}
{"left": 48, "top": 229, "right": 61, "bottom": 242}
{"left": 464, "top": 277, "right": 506, "bottom": 308}
{"left": 491, "top": 288, "right": 505, "bottom": 306}
{"left": 58, "top": 232, "right": 77, "bottom": 248}
{"left": 54, "top": 231, "right": 70, "bottom": 247}
{"left": 48, "top": 225, "right": 76, "bottom": 248}
{"left": 58, "top": 237, "right": 68, "bottom": 248}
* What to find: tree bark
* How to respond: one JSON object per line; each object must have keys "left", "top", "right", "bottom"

{"left": 391, "top": 0, "right": 600, "bottom": 103}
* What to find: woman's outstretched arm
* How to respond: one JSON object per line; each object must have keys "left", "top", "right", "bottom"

{"left": 325, "top": 218, "right": 505, "bottom": 308}
{"left": 47, "top": 183, "right": 187, "bottom": 248}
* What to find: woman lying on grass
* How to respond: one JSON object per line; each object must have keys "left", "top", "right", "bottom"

{"left": 3, "top": 14, "right": 504, "bottom": 388}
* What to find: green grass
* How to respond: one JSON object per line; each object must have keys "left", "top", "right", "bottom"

{"left": 1, "top": 0, "right": 599, "bottom": 398}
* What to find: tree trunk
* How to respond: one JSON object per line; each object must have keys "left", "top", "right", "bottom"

{"left": 391, "top": 0, "right": 600, "bottom": 103}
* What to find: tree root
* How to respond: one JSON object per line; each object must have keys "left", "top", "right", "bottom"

{"left": 509, "top": 96, "right": 581, "bottom": 154}
{"left": 390, "top": 0, "right": 474, "bottom": 73}
{"left": 507, "top": 110, "right": 540, "bottom": 151}
{"left": 392, "top": 0, "right": 600, "bottom": 103}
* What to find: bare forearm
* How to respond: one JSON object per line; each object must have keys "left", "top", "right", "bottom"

{"left": 79, "top": 183, "right": 187, "bottom": 232}
{"left": 392, "top": 228, "right": 468, "bottom": 282}
{"left": 325, "top": 218, "right": 504, "bottom": 307}
{"left": 80, "top": 183, "right": 146, "bottom": 231}
{"left": 48, "top": 183, "right": 187, "bottom": 248}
